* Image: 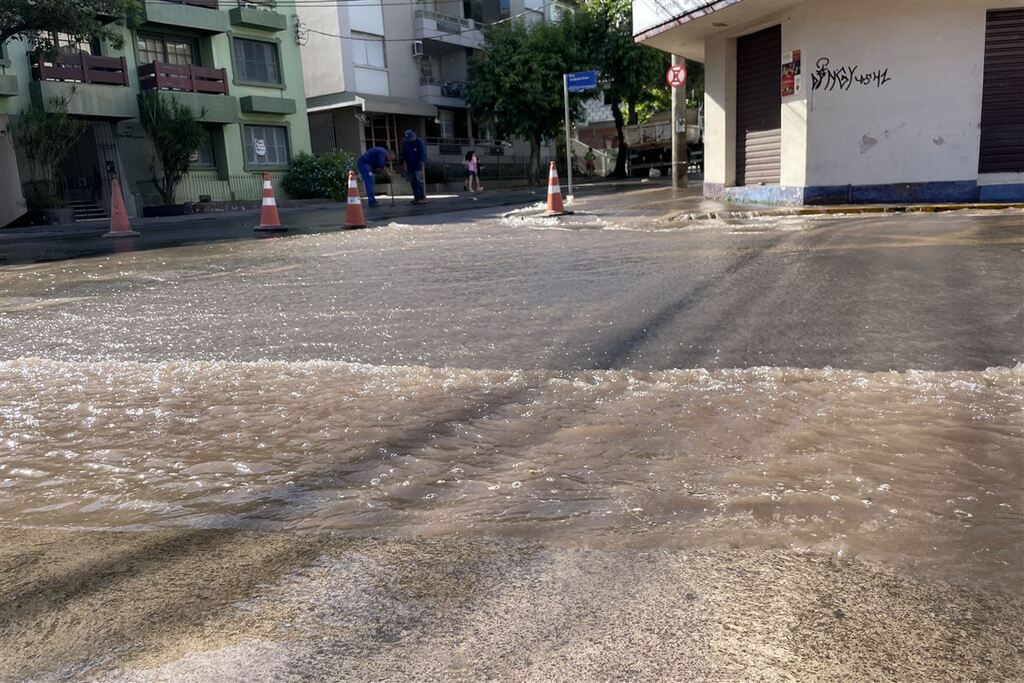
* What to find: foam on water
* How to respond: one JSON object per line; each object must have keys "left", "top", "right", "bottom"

{"left": 2, "top": 358, "right": 1020, "bottom": 589}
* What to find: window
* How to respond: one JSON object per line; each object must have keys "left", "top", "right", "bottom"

{"left": 352, "top": 33, "right": 385, "bottom": 69}
{"left": 420, "top": 56, "right": 439, "bottom": 81}
{"left": 244, "top": 125, "right": 289, "bottom": 166}
{"left": 232, "top": 39, "right": 281, "bottom": 84}
{"left": 37, "top": 32, "right": 96, "bottom": 56}
{"left": 190, "top": 127, "right": 217, "bottom": 168}
{"left": 137, "top": 34, "right": 198, "bottom": 66}
{"left": 440, "top": 110, "right": 455, "bottom": 139}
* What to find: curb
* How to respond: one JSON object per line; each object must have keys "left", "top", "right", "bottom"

{"left": 670, "top": 202, "right": 1024, "bottom": 222}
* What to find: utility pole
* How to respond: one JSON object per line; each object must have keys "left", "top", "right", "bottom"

{"left": 671, "top": 54, "right": 688, "bottom": 189}
{"left": 563, "top": 73, "right": 573, "bottom": 200}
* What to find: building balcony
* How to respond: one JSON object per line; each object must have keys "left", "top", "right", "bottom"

{"left": 140, "top": 0, "right": 229, "bottom": 34}
{"left": 413, "top": 10, "right": 483, "bottom": 51}
{"left": 230, "top": 0, "right": 287, "bottom": 31}
{"left": 419, "top": 77, "right": 468, "bottom": 107}
{"left": 138, "top": 62, "right": 239, "bottom": 123}
{"left": 29, "top": 53, "right": 136, "bottom": 118}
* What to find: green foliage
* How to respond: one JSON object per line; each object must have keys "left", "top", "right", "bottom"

{"left": 137, "top": 92, "right": 208, "bottom": 205}
{"left": 282, "top": 150, "right": 356, "bottom": 201}
{"left": 4, "top": 93, "right": 86, "bottom": 207}
{"left": 579, "top": 0, "right": 667, "bottom": 108}
{"left": 577, "top": 0, "right": 670, "bottom": 175}
{"left": 0, "top": 0, "right": 138, "bottom": 50}
{"left": 468, "top": 17, "right": 585, "bottom": 184}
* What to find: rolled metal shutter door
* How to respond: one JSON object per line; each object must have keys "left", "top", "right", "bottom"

{"left": 979, "top": 8, "right": 1024, "bottom": 173}
{"left": 736, "top": 25, "right": 782, "bottom": 185}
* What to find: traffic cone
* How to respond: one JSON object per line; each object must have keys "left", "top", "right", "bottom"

{"left": 255, "top": 172, "right": 285, "bottom": 231}
{"left": 545, "top": 161, "right": 572, "bottom": 216}
{"left": 102, "top": 176, "right": 139, "bottom": 238}
{"left": 345, "top": 170, "right": 366, "bottom": 229}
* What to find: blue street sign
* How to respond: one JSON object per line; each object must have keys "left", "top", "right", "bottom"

{"left": 566, "top": 70, "right": 598, "bottom": 93}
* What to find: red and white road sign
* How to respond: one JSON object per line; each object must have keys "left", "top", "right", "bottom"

{"left": 666, "top": 63, "right": 687, "bottom": 88}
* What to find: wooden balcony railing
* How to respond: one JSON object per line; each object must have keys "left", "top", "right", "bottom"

{"left": 30, "top": 53, "right": 129, "bottom": 86}
{"left": 138, "top": 62, "right": 229, "bottom": 95}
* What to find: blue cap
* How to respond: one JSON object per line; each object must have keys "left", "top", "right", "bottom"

{"left": 403, "top": 129, "right": 416, "bottom": 141}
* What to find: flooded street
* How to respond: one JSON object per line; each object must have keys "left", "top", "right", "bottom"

{"left": 1, "top": 191, "right": 1022, "bottom": 680}
{"left": 2, "top": 360, "right": 1021, "bottom": 590}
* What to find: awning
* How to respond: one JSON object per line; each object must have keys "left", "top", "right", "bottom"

{"left": 306, "top": 92, "right": 438, "bottom": 118}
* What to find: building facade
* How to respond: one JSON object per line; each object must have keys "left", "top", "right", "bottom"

{"left": 298, "top": 0, "right": 571, "bottom": 179}
{"left": 0, "top": 0, "right": 312, "bottom": 226}
{"left": 633, "top": 0, "right": 1024, "bottom": 204}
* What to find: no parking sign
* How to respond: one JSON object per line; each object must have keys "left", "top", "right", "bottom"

{"left": 666, "top": 63, "right": 686, "bottom": 88}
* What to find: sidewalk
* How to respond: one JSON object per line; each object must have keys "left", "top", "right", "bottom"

{"left": 0, "top": 180, "right": 634, "bottom": 266}
{"left": 4, "top": 178, "right": 1020, "bottom": 266}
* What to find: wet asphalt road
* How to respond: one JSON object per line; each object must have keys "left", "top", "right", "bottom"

{"left": 1, "top": 188, "right": 1022, "bottom": 681}
{"left": 2, "top": 190, "right": 1021, "bottom": 372}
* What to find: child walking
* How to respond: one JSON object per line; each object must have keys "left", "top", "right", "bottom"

{"left": 464, "top": 150, "right": 483, "bottom": 193}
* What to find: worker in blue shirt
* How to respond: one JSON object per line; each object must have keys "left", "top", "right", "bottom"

{"left": 401, "top": 130, "right": 428, "bottom": 204}
{"left": 357, "top": 146, "right": 395, "bottom": 207}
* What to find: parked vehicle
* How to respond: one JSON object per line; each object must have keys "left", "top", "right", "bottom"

{"left": 624, "top": 107, "right": 704, "bottom": 177}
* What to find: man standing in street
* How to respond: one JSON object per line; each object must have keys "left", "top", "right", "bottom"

{"left": 356, "top": 146, "right": 395, "bottom": 208}
{"left": 401, "top": 130, "right": 428, "bottom": 205}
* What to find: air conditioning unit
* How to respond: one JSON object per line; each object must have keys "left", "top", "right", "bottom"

{"left": 412, "top": 40, "right": 424, "bottom": 58}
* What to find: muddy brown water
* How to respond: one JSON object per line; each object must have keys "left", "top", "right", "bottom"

{"left": 2, "top": 359, "right": 1020, "bottom": 591}
{"left": 1, "top": 209, "right": 1022, "bottom": 601}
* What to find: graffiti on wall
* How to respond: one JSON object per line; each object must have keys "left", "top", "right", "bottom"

{"left": 812, "top": 57, "right": 892, "bottom": 92}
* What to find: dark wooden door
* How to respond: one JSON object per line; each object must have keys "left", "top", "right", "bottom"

{"left": 736, "top": 25, "right": 782, "bottom": 185}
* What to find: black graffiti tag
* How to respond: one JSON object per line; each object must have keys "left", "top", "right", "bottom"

{"left": 812, "top": 57, "right": 891, "bottom": 92}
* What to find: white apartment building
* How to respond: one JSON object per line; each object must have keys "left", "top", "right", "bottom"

{"left": 633, "top": 0, "right": 1024, "bottom": 205}
{"left": 299, "top": 0, "right": 572, "bottom": 175}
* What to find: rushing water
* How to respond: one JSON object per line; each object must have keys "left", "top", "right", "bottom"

{"left": 1, "top": 207, "right": 1022, "bottom": 592}
{"left": 2, "top": 359, "right": 1020, "bottom": 589}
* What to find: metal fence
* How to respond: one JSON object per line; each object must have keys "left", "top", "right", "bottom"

{"left": 169, "top": 170, "right": 289, "bottom": 203}
{"left": 425, "top": 157, "right": 538, "bottom": 183}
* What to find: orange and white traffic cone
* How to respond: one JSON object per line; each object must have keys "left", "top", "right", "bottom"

{"left": 345, "top": 170, "right": 366, "bottom": 229}
{"left": 103, "top": 176, "right": 140, "bottom": 238}
{"left": 545, "top": 161, "right": 572, "bottom": 216}
{"left": 255, "top": 172, "right": 285, "bottom": 231}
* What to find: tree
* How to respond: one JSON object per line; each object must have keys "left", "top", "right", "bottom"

{"left": 137, "top": 92, "right": 208, "bottom": 205}
{"left": 578, "top": 0, "right": 669, "bottom": 177}
{"left": 0, "top": 0, "right": 137, "bottom": 51}
{"left": 468, "top": 18, "right": 584, "bottom": 186}
{"left": 5, "top": 93, "right": 85, "bottom": 207}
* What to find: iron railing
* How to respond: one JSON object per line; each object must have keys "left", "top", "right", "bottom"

{"left": 138, "top": 62, "right": 230, "bottom": 95}
{"left": 30, "top": 53, "right": 129, "bottom": 86}
{"left": 420, "top": 77, "right": 468, "bottom": 99}
{"left": 414, "top": 9, "right": 473, "bottom": 32}
{"left": 171, "top": 170, "right": 289, "bottom": 203}
{"left": 162, "top": 0, "right": 219, "bottom": 8}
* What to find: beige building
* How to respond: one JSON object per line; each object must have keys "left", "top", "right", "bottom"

{"left": 633, "top": 0, "right": 1024, "bottom": 204}
{"left": 298, "top": 0, "right": 571, "bottom": 178}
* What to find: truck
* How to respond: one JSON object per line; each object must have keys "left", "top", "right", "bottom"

{"left": 623, "top": 107, "right": 703, "bottom": 177}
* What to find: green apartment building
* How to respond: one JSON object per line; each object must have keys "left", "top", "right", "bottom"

{"left": 0, "top": 0, "right": 311, "bottom": 226}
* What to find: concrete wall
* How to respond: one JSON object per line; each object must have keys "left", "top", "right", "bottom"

{"left": 0, "top": 114, "right": 26, "bottom": 225}
{"left": 801, "top": 0, "right": 1017, "bottom": 192}
{"left": 383, "top": 0, "right": 421, "bottom": 100}
{"left": 694, "top": 0, "right": 1022, "bottom": 202}
{"left": 300, "top": 5, "right": 347, "bottom": 99}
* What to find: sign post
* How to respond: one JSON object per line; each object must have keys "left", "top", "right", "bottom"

{"left": 563, "top": 70, "right": 598, "bottom": 202}
{"left": 666, "top": 60, "right": 687, "bottom": 189}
